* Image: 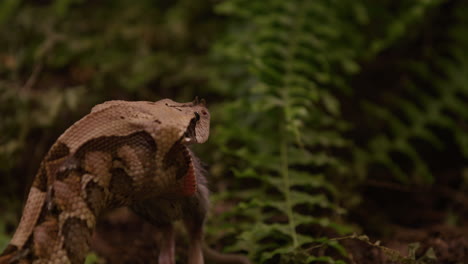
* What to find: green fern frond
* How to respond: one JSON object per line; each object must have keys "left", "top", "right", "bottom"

{"left": 211, "top": 0, "right": 361, "bottom": 262}
{"left": 356, "top": 1, "right": 468, "bottom": 183}
{"left": 207, "top": 0, "right": 466, "bottom": 262}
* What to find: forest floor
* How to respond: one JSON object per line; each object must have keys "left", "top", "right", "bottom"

{"left": 344, "top": 175, "right": 468, "bottom": 264}
{"left": 91, "top": 177, "right": 468, "bottom": 264}
{"left": 342, "top": 222, "right": 468, "bottom": 264}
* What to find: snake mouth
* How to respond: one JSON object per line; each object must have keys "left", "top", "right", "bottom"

{"left": 162, "top": 140, "right": 197, "bottom": 197}
{"left": 179, "top": 145, "right": 196, "bottom": 196}
{"left": 182, "top": 114, "right": 198, "bottom": 144}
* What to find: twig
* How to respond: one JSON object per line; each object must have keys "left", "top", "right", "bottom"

{"left": 305, "top": 233, "right": 428, "bottom": 264}
{"left": 22, "top": 26, "right": 64, "bottom": 92}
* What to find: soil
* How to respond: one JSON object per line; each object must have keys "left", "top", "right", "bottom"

{"left": 342, "top": 174, "right": 468, "bottom": 264}
{"left": 341, "top": 225, "right": 468, "bottom": 264}
{"left": 91, "top": 173, "right": 468, "bottom": 264}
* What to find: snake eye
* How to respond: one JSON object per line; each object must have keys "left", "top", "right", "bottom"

{"left": 194, "top": 112, "right": 200, "bottom": 121}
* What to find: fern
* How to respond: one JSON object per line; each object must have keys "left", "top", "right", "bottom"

{"left": 205, "top": 0, "right": 464, "bottom": 262}
{"left": 2, "top": 0, "right": 467, "bottom": 262}
{"left": 209, "top": 0, "right": 365, "bottom": 262}
{"left": 354, "top": 1, "right": 468, "bottom": 183}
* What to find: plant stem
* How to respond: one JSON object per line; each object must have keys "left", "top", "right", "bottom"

{"left": 281, "top": 96, "right": 298, "bottom": 248}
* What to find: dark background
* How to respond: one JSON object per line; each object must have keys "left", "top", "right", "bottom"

{"left": 1, "top": 0, "right": 467, "bottom": 263}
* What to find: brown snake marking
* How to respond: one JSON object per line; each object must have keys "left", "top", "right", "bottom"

{"left": 0, "top": 98, "right": 249, "bottom": 264}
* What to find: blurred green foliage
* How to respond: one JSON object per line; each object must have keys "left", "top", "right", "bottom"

{"left": 1, "top": 0, "right": 467, "bottom": 263}
{"left": 0, "top": 0, "right": 223, "bottom": 193}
